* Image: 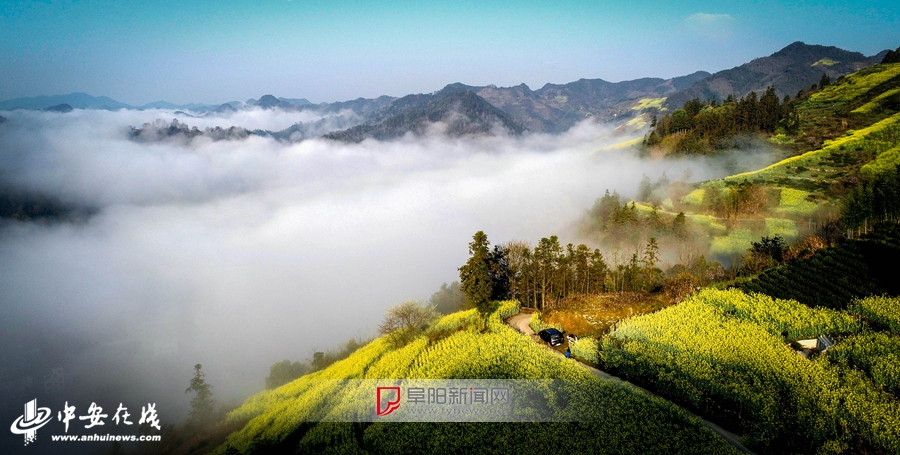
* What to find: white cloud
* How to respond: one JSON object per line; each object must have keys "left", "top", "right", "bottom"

{"left": 685, "top": 12, "right": 735, "bottom": 40}
{"left": 0, "top": 109, "right": 776, "bottom": 419}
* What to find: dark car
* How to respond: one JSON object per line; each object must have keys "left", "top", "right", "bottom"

{"left": 538, "top": 328, "right": 564, "bottom": 347}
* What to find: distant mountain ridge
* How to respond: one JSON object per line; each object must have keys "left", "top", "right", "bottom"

{"left": 473, "top": 71, "right": 711, "bottom": 132}
{"left": 0, "top": 92, "right": 229, "bottom": 111}
{"left": 665, "top": 41, "right": 884, "bottom": 108}
{"left": 324, "top": 88, "right": 524, "bottom": 142}
{"left": 321, "top": 72, "right": 713, "bottom": 140}
{"left": 2, "top": 42, "right": 892, "bottom": 140}
{"left": 0, "top": 92, "right": 132, "bottom": 110}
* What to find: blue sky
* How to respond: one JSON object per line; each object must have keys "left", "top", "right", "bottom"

{"left": 1, "top": 0, "right": 897, "bottom": 105}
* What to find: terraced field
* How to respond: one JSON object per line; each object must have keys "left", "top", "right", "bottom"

{"left": 601, "top": 288, "right": 900, "bottom": 453}
{"left": 210, "top": 302, "right": 740, "bottom": 454}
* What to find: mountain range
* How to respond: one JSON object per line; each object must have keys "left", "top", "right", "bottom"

{"left": 324, "top": 87, "right": 524, "bottom": 142}
{"left": 664, "top": 41, "right": 887, "bottom": 108}
{"left": 0, "top": 42, "right": 891, "bottom": 141}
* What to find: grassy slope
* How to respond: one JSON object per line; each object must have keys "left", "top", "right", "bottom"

{"left": 601, "top": 288, "right": 900, "bottom": 454}
{"left": 211, "top": 303, "right": 738, "bottom": 454}
{"left": 647, "top": 63, "right": 900, "bottom": 259}
{"left": 726, "top": 63, "right": 900, "bottom": 191}
{"left": 592, "top": 64, "right": 900, "bottom": 454}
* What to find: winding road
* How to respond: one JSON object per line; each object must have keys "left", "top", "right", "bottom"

{"left": 505, "top": 313, "right": 754, "bottom": 455}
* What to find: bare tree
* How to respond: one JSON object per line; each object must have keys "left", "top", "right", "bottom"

{"left": 676, "top": 244, "right": 702, "bottom": 271}
{"left": 503, "top": 240, "right": 531, "bottom": 304}
{"left": 379, "top": 299, "right": 437, "bottom": 347}
{"left": 663, "top": 273, "right": 698, "bottom": 304}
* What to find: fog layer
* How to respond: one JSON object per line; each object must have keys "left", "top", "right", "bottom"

{"left": 0, "top": 109, "right": 777, "bottom": 426}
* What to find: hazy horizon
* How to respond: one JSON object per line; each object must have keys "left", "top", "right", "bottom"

{"left": 2, "top": 1, "right": 898, "bottom": 105}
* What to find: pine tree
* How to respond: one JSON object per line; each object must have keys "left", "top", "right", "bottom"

{"left": 642, "top": 237, "right": 660, "bottom": 269}
{"left": 459, "top": 231, "right": 494, "bottom": 323}
{"left": 185, "top": 364, "right": 215, "bottom": 425}
{"left": 488, "top": 245, "right": 510, "bottom": 300}
{"left": 641, "top": 237, "right": 661, "bottom": 291}
{"left": 637, "top": 175, "right": 653, "bottom": 202}
{"left": 759, "top": 86, "right": 781, "bottom": 132}
{"left": 673, "top": 212, "right": 687, "bottom": 237}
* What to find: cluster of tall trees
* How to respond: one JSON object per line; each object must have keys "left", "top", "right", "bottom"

{"left": 881, "top": 46, "right": 900, "bottom": 64}
{"left": 841, "top": 165, "right": 900, "bottom": 234}
{"left": 428, "top": 281, "right": 468, "bottom": 314}
{"left": 741, "top": 235, "right": 790, "bottom": 274}
{"left": 645, "top": 87, "right": 798, "bottom": 154}
{"left": 459, "top": 231, "right": 665, "bottom": 311}
{"left": 636, "top": 173, "right": 672, "bottom": 205}
{"left": 703, "top": 180, "right": 769, "bottom": 219}
{"left": 503, "top": 237, "right": 610, "bottom": 309}
{"left": 584, "top": 190, "right": 687, "bottom": 248}
{"left": 264, "top": 338, "right": 365, "bottom": 389}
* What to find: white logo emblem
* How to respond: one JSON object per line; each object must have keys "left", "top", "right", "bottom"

{"left": 10, "top": 399, "right": 52, "bottom": 445}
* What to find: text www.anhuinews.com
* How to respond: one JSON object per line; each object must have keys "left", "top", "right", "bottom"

{"left": 50, "top": 434, "right": 161, "bottom": 442}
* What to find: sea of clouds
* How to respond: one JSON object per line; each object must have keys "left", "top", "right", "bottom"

{"left": 0, "top": 108, "right": 778, "bottom": 434}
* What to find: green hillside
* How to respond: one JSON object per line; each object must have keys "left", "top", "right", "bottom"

{"left": 572, "top": 62, "right": 900, "bottom": 454}
{"left": 208, "top": 302, "right": 738, "bottom": 454}
{"left": 182, "top": 62, "right": 900, "bottom": 455}
{"left": 726, "top": 62, "right": 900, "bottom": 191}
{"left": 630, "top": 63, "right": 900, "bottom": 261}
{"left": 600, "top": 288, "right": 900, "bottom": 454}
{"left": 734, "top": 224, "right": 900, "bottom": 309}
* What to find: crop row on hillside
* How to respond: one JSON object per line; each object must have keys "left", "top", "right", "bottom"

{"left": 600, "top": 288, "right": 900, "bottom": 453}
{"left": 213, "top": 301, "right": 739, "bottom": 454}
{"left": 725, "top": 111, "right": 900, "bottom": 186}
{"left": 569, "top": 338, "right": 600, "bottom": 365}
{"left": 776, "top": 188, "right": 818, "bottom": 215}
{"left": 807, "top": 63, "right": 900, "bottom": 107}
{"left": 851, "top": 87, "right": 900, "bottom": 114}
{"left": 696, "top": 288, "right": 861, "bottom": 340}
{"left": 827, "top": 331, "right": 900, "bottom": 396}
{"left": 734, "top": 224, "right": 900, "bottom": 309}
{"left": 851, "top": 295, "right": 900, "bottom": 334}
{"left": 735, "top": 241, "right": 878, "bottom": 309}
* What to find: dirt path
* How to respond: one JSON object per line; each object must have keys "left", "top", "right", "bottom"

{"left": 507, "top": 313, "right": 535, "bottom": 337}
{"left": 505, "top": 313, "right": 754, "bottom": 454}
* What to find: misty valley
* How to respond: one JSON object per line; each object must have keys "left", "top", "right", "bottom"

{"left": 2, "top": 41, "right": 900, "bottom": 455}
